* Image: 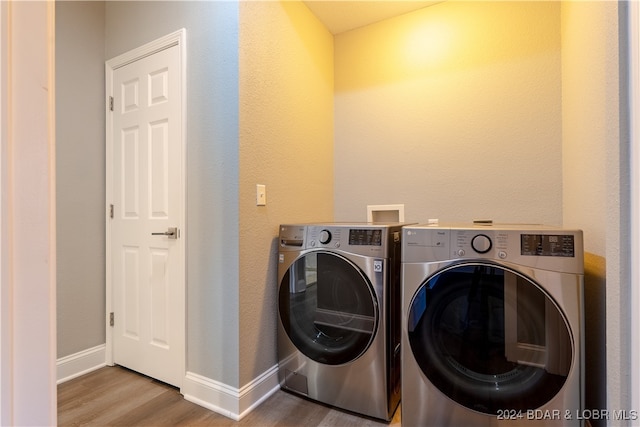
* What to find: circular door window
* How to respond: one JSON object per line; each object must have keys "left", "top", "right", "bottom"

{"left": 279, "top": 251, "right": 378, "bottom": 365}
{"left": 407, "top": 262, "right": 573, "bottom": 415}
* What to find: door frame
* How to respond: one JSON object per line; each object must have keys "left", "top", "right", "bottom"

{"left": 105, "top": 29, "right": 187, "bottom": 388}
{"left": 1, "top": 1, "right": 57, "bottom": 424}
{"left": 630, "top": 0, "right": 640, "bottom": 415}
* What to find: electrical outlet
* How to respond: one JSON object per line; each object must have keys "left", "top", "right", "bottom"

{"left": 256, "top": 184, "right": 266, "bottom": 206}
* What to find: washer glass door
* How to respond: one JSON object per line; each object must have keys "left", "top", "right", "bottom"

{"left": 407, "top": 262, "right": 572, "bottom": 414}
{"left": 279, "top": 251, "right": 378, "bottom": 365}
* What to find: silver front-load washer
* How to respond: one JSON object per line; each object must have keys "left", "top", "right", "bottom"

{"left": 277, "top": 223, "right": 405, "bottom": 421}
{"left": 401, "top": 224, "right": 584, "bottom": 426}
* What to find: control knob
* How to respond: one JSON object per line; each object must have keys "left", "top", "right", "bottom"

{"left": 319, "top": 230, "right": 332, "bottom": 245}
{"left": 471, "top": 234, "right": 492, "bottom": 254}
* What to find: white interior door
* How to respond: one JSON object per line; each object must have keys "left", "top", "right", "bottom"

{"left": 107, "top": 32, "right": 185, "bottom": 388}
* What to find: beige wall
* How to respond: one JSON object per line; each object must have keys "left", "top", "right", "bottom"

{"left": 562, "top": 1, "right": 616, "bottom": 256}
{"left": 333, "top": 1, "right": 625, "bottom": 422}
{"left": 238, "top": 1, "right": 334, "bottom": 385}
{"left": 561, "top": 2, "right": 625, "bottom": 425}
{"left": 334, "top": 1, "right": 562, "bottom": 225}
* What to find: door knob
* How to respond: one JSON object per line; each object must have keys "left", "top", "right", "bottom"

{"left": 151, "top": 227, "right": 178, "bottom": 239}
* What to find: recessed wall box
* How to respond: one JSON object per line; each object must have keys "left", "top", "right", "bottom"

{"left": 367, "top": 204, "right": 405, "bottom": 223}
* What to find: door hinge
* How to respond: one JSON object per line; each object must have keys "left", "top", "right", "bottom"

{"left": 109, "top": 204, "right": 114, "bottom": 219}
{"left": 110, "top": 312, "right": 114, "bottom": 327}
{"left": 109, "top": 96, "right": 114, "bottom": 112}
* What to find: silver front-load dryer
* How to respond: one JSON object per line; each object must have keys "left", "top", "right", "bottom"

{"left": 401, "top": 224, "right": 584, "bottom": 426}
{"left": 277, "top": 223, "right": 405, "bottom": 421}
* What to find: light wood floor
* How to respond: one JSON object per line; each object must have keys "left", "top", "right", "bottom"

{"left": 58, "top": 366, "right": 402, "bottom": 426}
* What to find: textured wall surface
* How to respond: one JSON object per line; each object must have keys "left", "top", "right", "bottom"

{"left": 334, "top": 1, "right": 562, "bottom": 225}
{"left": 561, "top": 3, "right": 620, "bottom": 425}
{"left": 561, "top": 1, "right": 617, "bottom": 257}
{"left": 238, "top": 1, "right": 334, "bottom": 385}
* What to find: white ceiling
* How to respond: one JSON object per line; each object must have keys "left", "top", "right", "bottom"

{"left": 303, "top": 1, "right": 441, "bottom": 35}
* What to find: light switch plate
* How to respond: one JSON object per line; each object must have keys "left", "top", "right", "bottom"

{"left": 256, "top": 184, "right": 266, "bottom": 206}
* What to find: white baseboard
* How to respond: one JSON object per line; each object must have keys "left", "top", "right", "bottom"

{"left": 57, "top": 345, "right": 279, "bottom": 421}
{"left": 182, "top": 365, "right": 280, "bottom": 421}
{"left": 56, "top": 344, "right": 107, "bottom": 384}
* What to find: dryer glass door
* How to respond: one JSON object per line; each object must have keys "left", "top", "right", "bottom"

{"left": 407, "top": 262, "right": 572, "bottom": 414}
{"left": 279, "top": 251, "right": 378, "bottom": 365}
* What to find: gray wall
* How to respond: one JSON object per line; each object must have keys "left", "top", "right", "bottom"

{"left": 58, "top": 0, "right": 335, "bottom": 390}
{"left": 56, "top": 1, "right": 106, "bottom": 358}
{"left": 56, "top": 1, "right": 241, "bottom": 385}
{"left": 104, "top": 1, "right": 241, "bottom": 385}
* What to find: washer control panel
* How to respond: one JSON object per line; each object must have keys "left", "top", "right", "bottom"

{"left": 520, "top": 233, "right": 576, "bottom": 257}
{"left": 402, "top": 224, "right": 584, "bottom": 273}
{"left": 471, "top": 234, "right": 492, "bottom": 254}
{"left": 452, "top": 229, "right": 509, "bottom": 259}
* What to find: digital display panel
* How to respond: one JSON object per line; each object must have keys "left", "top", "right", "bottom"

{"left": 521, "top": 234, "right": 575, "bottom": 257}
{"left": 349, "top": 229, "right": 383, "bottom": 246}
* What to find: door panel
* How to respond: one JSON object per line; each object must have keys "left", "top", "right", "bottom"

{"left": 123, "top": 246, "right": 140, "bottom": 339}
{"left": 110, "top": 42, "right": 183, "bottom": 388}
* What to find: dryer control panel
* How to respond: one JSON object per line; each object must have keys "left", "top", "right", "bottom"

{"left": 279, "top": 225, "right": 306, "bottom": 250}
{"left": 305, "top": 225, "right": 388, "bottom": 257}
{"left": 279, "top": 223, "right": 405, "bottom": 258}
